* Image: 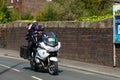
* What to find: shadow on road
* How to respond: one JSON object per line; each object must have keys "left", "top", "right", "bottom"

{"left": 23, "top": 67, "right": 63, "bottom": 74}
{"left": 0, "top": 62, "right": 23, "bottom": 75}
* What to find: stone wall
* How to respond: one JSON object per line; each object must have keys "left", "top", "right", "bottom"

{"left": 1, "top": 19, "right": 120, "bottom": 67}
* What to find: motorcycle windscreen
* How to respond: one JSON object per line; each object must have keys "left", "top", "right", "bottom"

{"left": 42, "top": 32, "right": 58, "bottom": 47}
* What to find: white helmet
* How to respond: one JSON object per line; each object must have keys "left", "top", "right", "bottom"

{"left": 32, "top": 20, "right": 38, "bottom": 25}
{"left": 33, "top": 20, "right": 37, "bottom": 23}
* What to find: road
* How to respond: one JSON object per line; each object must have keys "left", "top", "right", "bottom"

{"left": 0, "top": 56, "right": 120, "bottom": 80}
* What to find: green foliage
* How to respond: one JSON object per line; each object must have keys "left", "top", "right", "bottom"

{"left": 0, "top": 5, "right": 11, "bottom": 23}
{"left": 8, "top": 9, "right": 21, "bottom": 21}
{"left": 115, "top": 11, "right": 120, "bottom": 15}
{"left": 0, "top": 0, "right": 114, "bottom": 23}
{"left": 0, "top": 0, "right": 20, "bottom": 23}
{"left": 0, "top": 11, "right": 6, "bottom": 23}
{"left": 0, "top": 0, "right": 22, "bottom": 23}
{"left": 37, "top": 0, "right": 113, "bottom": 21}
{"left": 53, "top": 0, "right": 81, "bottom": 20}
{"left": 36, "top": 5, "right": 58, "bottom": 21}
{"left": 77, "top": 14, "right": 112, "bottom": 22}
{"left": 21, "top": 12, "right": 33, "bottom": 20}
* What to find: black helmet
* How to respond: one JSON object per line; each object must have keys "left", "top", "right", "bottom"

{"left": 37, "top": 25, "right": 44, "bottom": 31}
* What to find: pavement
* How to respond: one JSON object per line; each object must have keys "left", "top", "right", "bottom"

{"left": 0, "top": 48, "right": 120, "bottom": 78}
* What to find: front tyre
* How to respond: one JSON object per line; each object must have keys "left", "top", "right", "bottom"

{"left": 48, "top": 61, "right": 58, "bottom": 75}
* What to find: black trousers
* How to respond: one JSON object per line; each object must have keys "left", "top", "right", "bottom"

{"left": 28, "top": 41, "right": 36, "bottom": 58}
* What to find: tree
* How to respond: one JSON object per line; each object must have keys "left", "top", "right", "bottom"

{"left": 0, "top": 0, "right": 21, "bottom": 23}
{"left": 54, "top": 0, "right": 112, "bottom": 20}
{"left": 37, "top": 4, "right": 58, "bottom": 21}
{"left": 37, "top": 0, "right": 113, "bottom": 21}
{"left": 82, "top": 0, "right": 113, "bottom": 16}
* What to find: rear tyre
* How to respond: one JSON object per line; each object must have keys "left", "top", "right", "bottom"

{"left": 30, "top": 58, "right": 34, "bottom": 70}
{"left": 30, "top": 58, "right": 39, "bottom": 71}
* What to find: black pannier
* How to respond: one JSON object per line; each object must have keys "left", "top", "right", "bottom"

{"left": 20, "top": 45, "right": 30, "bottom": 59}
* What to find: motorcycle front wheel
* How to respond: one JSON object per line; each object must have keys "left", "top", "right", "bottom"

{"left": 48, "top": 61, "right": 58, "bottom": 75}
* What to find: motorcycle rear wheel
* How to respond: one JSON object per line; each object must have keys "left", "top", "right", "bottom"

{"left": 30, "top": 59, "right": 39, "bottom": 71}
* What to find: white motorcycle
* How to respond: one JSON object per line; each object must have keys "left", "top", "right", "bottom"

{"left": 29, "top": 32, "right": 61, "bottom": 75}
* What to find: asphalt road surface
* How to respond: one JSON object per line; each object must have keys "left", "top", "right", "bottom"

{"left": 0, "top": 56, "right": 120, "bottom": 80}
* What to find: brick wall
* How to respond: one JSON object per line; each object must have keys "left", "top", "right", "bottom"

{"left": 22, "top": 0, "right": 47, "bottom": 16}
{"left": 1, "top": 19, "right": 120, "bottom": 67}
{"left": 7, "top": 0, "right": 47, "bottom": 16}
{"left": 46, "top": 27, "right": 113, "bottom": 66}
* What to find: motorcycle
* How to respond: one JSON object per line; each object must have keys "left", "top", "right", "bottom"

{"left": 20, "top": 32, "right": 61, "bottom": 75}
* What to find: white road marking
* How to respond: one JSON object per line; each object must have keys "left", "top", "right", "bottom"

{"left": 0, "top": 64, "right": 20, "bottom": 72}
{"left": 31, "top": 76, "right": 43, "bottom": 80}
{"left": 60, "top": 66, "right": 94, "bottom": 75}
{"left": 0, "top": 55, "right": 26, "bottom": 61}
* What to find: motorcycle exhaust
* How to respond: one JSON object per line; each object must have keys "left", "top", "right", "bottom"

{"left": 50, "top": 57, "right": 58, "bottom": 62}
{"left": 35, "top": 58, "right": 40, "bottom": 63}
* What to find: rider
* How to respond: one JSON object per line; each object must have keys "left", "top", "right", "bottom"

{"left": 36, "top": 25, "right": 45, "bottom": 42}
{"left": 25, "top": 21, "right": 38, "bottom": 40}
{"left": 25, "top": 21, "right": 44, "bottom": 58}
